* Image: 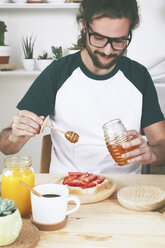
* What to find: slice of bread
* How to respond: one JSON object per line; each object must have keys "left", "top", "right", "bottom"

{"left": 62, "top": 177, "right": 111, "bottom": 195}
{"left": 61, "top": 172, "right": 112, "bottom": 196}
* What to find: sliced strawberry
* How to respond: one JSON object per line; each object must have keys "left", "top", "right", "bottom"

{"left": 67, "top": 179, "right": 87, "bottom": 187}
{"left": 68, "top": 172, "right": 83, "bottom": 177}
{"left": 95, "top": 176, "right": 105, "bottom": 184}
{"left": 62, "top": 175, "right": 77, "bottom": 184}
{"left": 81, "top": 182, "right": 97, "bottom": 188}
{"left": 80, "top": 172, "right": 89, "bottom": 179}
{"left": 81, "top": 174, "right": 97, "bottom": 183}
{"left": 64, "top": 172, "right": 105, "bottom": 188}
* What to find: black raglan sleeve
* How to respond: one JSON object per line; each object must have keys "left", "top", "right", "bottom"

{"left": 17, "top": 61, "right": 57, "bottom": 117}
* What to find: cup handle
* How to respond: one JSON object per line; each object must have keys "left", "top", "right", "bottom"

{"left": 66, "top": 196, "right": 80, "bottom": 215}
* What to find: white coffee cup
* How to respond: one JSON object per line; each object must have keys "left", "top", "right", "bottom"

{"left": 31, "top": 184, "right": 80, "bottom": 225}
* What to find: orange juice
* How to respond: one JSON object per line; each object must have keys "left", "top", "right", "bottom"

{"left": 1, "top": 155, "right": 34, "bottom": 217}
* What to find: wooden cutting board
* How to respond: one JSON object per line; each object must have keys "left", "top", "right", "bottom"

{"left": 117, "top": 185, "right": 165, "bottom": 211}
{"left": 0, "top": 63, "right": 16, "bottom": 71}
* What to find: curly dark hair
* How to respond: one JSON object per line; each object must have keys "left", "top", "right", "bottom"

{"left": 76, "top": 0, "right": 139, "bottom": 48}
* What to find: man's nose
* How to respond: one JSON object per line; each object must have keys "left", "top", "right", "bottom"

{"left": 102, "top": 42, "right": 114, "bottom": 55}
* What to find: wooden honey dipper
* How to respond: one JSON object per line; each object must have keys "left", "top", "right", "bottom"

{"left": 40, "top": 116, "right": 79, "bottom": 144}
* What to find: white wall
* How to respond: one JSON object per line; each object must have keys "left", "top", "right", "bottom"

{"left": 4, "top": 8, "right": 80, "bottom": 67}
{"left": 128, "top": 0, "right": 165, "bottom": 68}
{"left": 0, "top": 1, "right": 165, "bottom": 173}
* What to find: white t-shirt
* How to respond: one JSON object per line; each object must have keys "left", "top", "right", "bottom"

{"left": 17, "top": 52, "right": 164, "bottom": 174}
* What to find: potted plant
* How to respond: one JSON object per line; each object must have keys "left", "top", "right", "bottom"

{"left": 51, "top": 46, "right": 63, "bottom": 60}
{"left": 22, "top": 34, "right": 36, "bottom": 71}
{"left": 0, "top": 197, "right": 22, "bottom": 246}
{"left": 11, "top": 0, "right": 27, "bottom": 3}
{"left": 0, "top": 20, "right": 11, "bottom": 64}
{"left": 68, "top": 42, "right": 83, "bottom": 55}
{"left": 36, "top": 51, "right": 53, "bottom": 71}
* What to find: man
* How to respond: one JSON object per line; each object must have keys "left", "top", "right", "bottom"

{"left": 0, "top": 0, "right": 165, "bottom": 174}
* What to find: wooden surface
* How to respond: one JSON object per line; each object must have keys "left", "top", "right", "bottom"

{"left": 1, "top": 174, "right": 165, "bottom": 248}
{"left": 34, "top": 174, "right": 165, "bottom": 248}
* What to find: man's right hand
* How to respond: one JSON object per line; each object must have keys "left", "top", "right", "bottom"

{"left": 0, "top": 110, "right": 45, "bottom": 155}
{"left": 9, "top": 110, "right": 45, "bottom": 140}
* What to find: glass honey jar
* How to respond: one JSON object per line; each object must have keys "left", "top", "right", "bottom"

{"left": 1, "top": 155, "right": 35, "bottom": 217}
{"left": 102, "top": 118, "right": 135, "bottom": 166}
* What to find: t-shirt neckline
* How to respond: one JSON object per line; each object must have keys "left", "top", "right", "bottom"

{"left": 77, "top": 51, "right": 119, "bottom": 80}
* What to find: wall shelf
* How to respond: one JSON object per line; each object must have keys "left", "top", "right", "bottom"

{"left": 1, "top": 69, "right": 165, "bottom": 86}
{"left": 0, "top": 3, "right": 79, "bottom": 9}
{"left": 0, "top": 69, "right": 40, "bottom": 76}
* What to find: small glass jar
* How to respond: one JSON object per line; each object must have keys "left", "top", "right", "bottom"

{"left": 102, "top": 118, "right": 134, "bottom": 166}
{"left": 1, "top": 155, "right": 35, "bottom": 217}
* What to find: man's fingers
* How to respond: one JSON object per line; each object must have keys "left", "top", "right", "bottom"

{"left": 122, "top": 146, "right": 145, "bottom": 159}
{"left": 11, "top": 110, "right": 45, "bottom": 138}
{"left": 18, "top": 110, "right": 43, "bottom": 126}
{"left": 12, "top": 122, "right": 39, "bottom": 135}
{"left": 14, "top": 116, "right": 41, "bottom": 130}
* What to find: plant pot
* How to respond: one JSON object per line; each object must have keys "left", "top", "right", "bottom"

{"left": 36, "top": 59, "right": 53, "bottom": 71}
{"left": 0, "top": 45, "right": 11, "bottom": 64}
{"left": 22, "top": 59, "right": 35, "bottom": 71}
{"left": 67, "top": 49, "right": 80, "bottom": 55}
{"left": 0, "top": 209, "right": 22, "bottom": 246}
{"left": 11, "top": 0, "right": 27, "bottom": 3}
{"left": 46, "top": 0, "right": 65, "bottom": 3}
{"left": 27, "top": 0, "right": 44, "bottom": 3}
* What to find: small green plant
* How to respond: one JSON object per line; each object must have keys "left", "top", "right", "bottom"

{"left": 51, "top": 46, "right": 63, "bottom": 60}
{"left": 0, "top": 20, "right": 7, "bottom": 46}
{"left": 0, "top": 197, "right": 17, "bottom": 217}
{"left": 22, "top": 34, "right": 36, "bottom": 59}
{"left": 68, "top": 43, "right": 83, "bottom": 50}
{"left": 38, "top": 52, "right": 52, "bottom": 60}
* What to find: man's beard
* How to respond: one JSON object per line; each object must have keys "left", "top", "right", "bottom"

{"left": 86, "top": 43, "right": 124, "bottom": 70}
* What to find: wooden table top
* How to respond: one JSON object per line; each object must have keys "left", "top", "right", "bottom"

{"left": 1, "top": 174, "right": 165, "bottom": 248}
{"left": 34, "top": 174, "right": 165, "bottom": 248}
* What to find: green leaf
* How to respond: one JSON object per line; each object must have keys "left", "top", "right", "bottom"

{"left": 0, "top": 197, "right": 17, "bottom": 217}
{"left": 22, "top": 34, "right": 36, "bottom": 59}
{"left": 51, "top": 46, "right": 63, "bottom": 60}
{"left": 0, "top": 20, "right": 7, "bottom": 46}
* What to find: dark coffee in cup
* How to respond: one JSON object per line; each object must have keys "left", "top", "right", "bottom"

{"left": 43, "top": 194, "right": 60, "bottom": 198}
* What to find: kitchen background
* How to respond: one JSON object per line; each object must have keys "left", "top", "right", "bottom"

{"left": 0, "top": 0, "right": 165, "bottom": 172}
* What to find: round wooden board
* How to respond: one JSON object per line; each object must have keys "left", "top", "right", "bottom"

{"left": 55, "top": 175, "right": 117, "bottom": 204}
{"left": 0, "top": 219, "right": 40, "bottom": 248}
{"left": 117, "top": 185, "right": 165, "bottom": 211}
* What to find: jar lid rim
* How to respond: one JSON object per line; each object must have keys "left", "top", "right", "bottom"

{"left": 102, "top": 118, "right": 122, "bottom": 128}
{"left": 4, "top": 155, "right": 32, "bottom": 168}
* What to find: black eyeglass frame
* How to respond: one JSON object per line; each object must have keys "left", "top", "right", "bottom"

{"left": 86, "top": 23, "right": 132, "bottom": 51}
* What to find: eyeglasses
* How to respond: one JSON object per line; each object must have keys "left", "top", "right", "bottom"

{"left": 86, "top": 23, "right": 132, "bottom": 51}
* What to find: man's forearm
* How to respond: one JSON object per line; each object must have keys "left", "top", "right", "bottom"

{"left": 149, "top": 141, "right": 165, "bottom": 166}
{"left": 0, "top": 127, "right": 30, "bottom": 155}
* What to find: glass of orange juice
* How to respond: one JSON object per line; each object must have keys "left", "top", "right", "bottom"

{"left": 1, "top": 155, "right": 35, "bottom": 217}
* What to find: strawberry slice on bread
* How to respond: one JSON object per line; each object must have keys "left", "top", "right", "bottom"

{"left": 62, "top": 172, "right": 111, "bottom": 195}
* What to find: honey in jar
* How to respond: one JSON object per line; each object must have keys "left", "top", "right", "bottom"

{"left": 1, "top": 155, "right": 34, "bottom": 217}
{"left": 102, "top": 118, "right": 136, "bottom": 166}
